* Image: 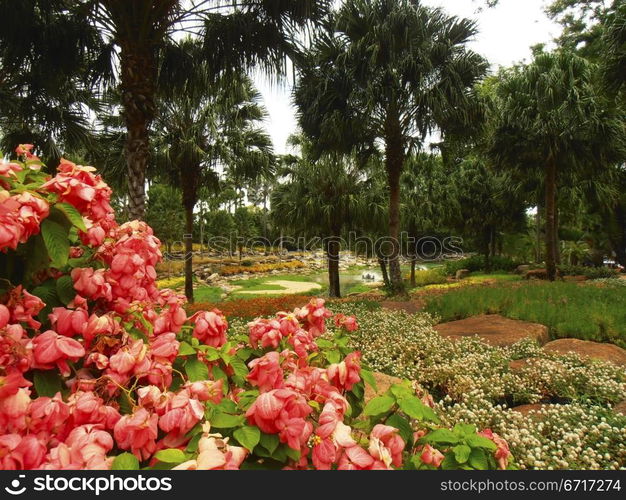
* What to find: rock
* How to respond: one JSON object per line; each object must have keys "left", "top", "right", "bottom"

{"left": 613, "top": 401, "right": 626, "bottom": 416}
{"left": 543, "top": 338, "right": 626, "bottom": 367}
{"left": 515, "top": 264, "right": 531, "bottom": 274}
{"left": 434, "top": 314, "right": 549, "bottom": 347}
{"left": 207, "top": 273, "right": 219, "bottom": 282}
{"left": 510, "top": 404, "right": 553, "bottom": 420}
{"left": 364, "top": 372, "right": 403, "bottom": 404}
{"left": 455, "top": 269, "right": 470, "bottom": 280}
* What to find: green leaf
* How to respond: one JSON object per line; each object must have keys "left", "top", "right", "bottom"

{"left": 235, "top": 348, "right": 253, "bottom": 361}
{"left": 185, "top": 357, "right": 209, "bottom": 382}
{"left": 465, "top": 434, "right": 497, "bottom": 451}
{"left": 363, "top": 395, "right": 395, "bottom": 417}
{"left": 41, "top": 219, "right": 69, "bottom": 268}
{"left": 178, "top": 341, "right": 196, "bottom": 356}
{"left": 397, "top": 396, "right": 425, "bottom": 420}
{"left": 453, "top": 444, "right": 472, "bottom": 464}
{"left": 390, "top": 382, "right": 414, "bottom": 400}
{"left": 118, "top": 391, "right": 133, "bottom": 414}
{"left": 33, "top": 370, "right": 62, "bottom": 397}
{"left": 441, "top": 453, "right": 459, "bottom": 470}
{"left": 360, "top": 369, "right": 378, "bottom": 392}
{"left": 210, "top": 411, "right": 244, "bottom": 428}
{"left": 218, "top": 399, "right": 238, "bottom": 413}
{"left": 56, "top": 275, "right": 76, "bottom": 306}
{"left": 324, "top": 350, "right": 341, "bottom": 364}
{"left": 468, "top": 448, "right": 489, "bottom": 470}
{"left": 284, "top": 446, "right": 300, "bottom": 461}
{"left": 259, "top": 433, "right": 280, "bottom": 454}
{"left": 385, "top": 414, "right": 413, "bottom": 445}
{"left": 454, "top": 423, "right": 477, "bottom": 436}
{"left": 234, "top": 425, "right": 261, "bottom": 451}
{"left": 315, "top": 339, "right": 334, "bottom": 349}
{"left": 154, "top": 449, "right": 186, "bottom": 464}
{"left": 228, "top": 356, "right": 248, "bottom": 379}
{"left": 111, "top": 453, "right": 139, "bottom": 470}
{"left": 422, "top": 429, "right": 459, "bottom": 445}
{"left": 56, "top": 202, "right": 87, "bottom": 232}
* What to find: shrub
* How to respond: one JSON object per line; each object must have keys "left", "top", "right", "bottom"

{"left": 558, "top": 264, "right": 618, "bottom": 279}
{"left": 411, "top": 268, "right": 447, "bottom": 287}
{"left": 442, "top": 255, "right": 518, "bottom": 276}
{"left": 1, "top": 147, "right": 510, "bottom": 470}
{"left": 220, "top": 260, "right": 305, "bottom": 276}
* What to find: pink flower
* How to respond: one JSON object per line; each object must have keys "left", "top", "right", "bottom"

{"left": 7, "top": 285, "right": 45, "bottom": 329}
{"left": 295, "top": 298, "right": 332, "bottom": 337}
{"left": 158, "top": 390, "right": 205, "bottom": 438}
{"left": 326, "top": 351, "right": 361, "bottom": 392}
{"left": 0, "top": 304, "right": 9, "bottom": 329}
{"left": 248, "top": 318, "right": 283, "bottom": 349}
{"left": 15, "top": 143, "right": 38, "bottom": 160}
{"left": 32, "top": 330, "right": 85, "bottom": 376}
{"left": 247, "top": 351, "right": 284, "bottom": 392}
{"left": 245, "top": 388, "right": 312, "bottom": 449}
{"left": 0, "top": 161, "right": 22, "bottom": 179}
{"left": 286, "top": 328, "right": 317, "bottom": 359}
{"left": 83, "top": 313, "right": 119, "bottom": 347}
{"left": 68, "top": 391, "right": 120, "bottom": 430}
{"left": 0, "top": 387, "right": 31, "bottom": 432}
{"left": 184, "top": 380, "right": 223, "bottom": 404}
{"left": 29, "top": 392, "right": 70, "bottom": 436}
{"left": 479, "top": 429, "right": 511, "bottom": 470}
{"left": 334, "top": 313, "right": 359, "bottom": 332}
{"left": 337, "top": 445, "right": 376, "bottom": 470}
{"left": 14, "top": 192, "right": 49, "bottom": 241}
{"left": 368, "top": 424, "right": 405, "bottom": 468}
{"left": 113, "top": 408, "right": 159, "bottom": 461}
{"left": 420, "top": 444, "right": 445, "bottom": 468}
{"left": 149, "top": 332, "right": 179, "bottom": 362}
{"left": 173, "top": 426, "right": 247, "bottom": 470}
{"left": 71, "top": 267, "right": 112, "bottom": 302}
{"left": 49, "top": 307, "right": 88, "bottom": 337}
{"left": 189, "top": 310, "right": 228, "bottom": 348}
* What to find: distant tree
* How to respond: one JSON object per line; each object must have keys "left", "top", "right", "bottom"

{"left": 489, "top": 51, "right": 626, "bottom": 280}
{"left": 145, "top": 184, "right": 184, "bottom": 253}
{"left": 294, "top": 0, "right": 488, "bottom": 294}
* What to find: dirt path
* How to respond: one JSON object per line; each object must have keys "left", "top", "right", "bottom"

{"left": 234, "top": 280, "right": 323, "bottom": 295}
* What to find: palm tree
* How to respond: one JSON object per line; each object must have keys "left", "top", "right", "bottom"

{"left": 153, "top": 42, "right": 274, "bottom": 302}
{"left": 0, "top": 0, "right": 103, "bottom": 162}
{"left": 272, "top": 136, "right": 368, "bottom": 298}
{"left": 294, "top": 0, "right": 488, "bottom": 294}
{"left": 489, "top": 51, "right": 626, "bottom": 280}
{"left": 0, "top": 0, "right": 330, "bottom": 219}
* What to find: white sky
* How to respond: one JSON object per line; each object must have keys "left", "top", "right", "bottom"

{"left": 253, "top": 0, "right": 562, "bottom": 154}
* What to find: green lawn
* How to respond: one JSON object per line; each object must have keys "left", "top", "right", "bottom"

{"left": 424, "top": 281, "right": 626, "bottom": 347}
{"left": 194, "top": 286, "right": 223, "bottom": 303}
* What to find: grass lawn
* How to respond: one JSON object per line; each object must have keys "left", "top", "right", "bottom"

{"left": 424, "top": 281, "right": 626, "bottom": 347}
{"left": 193, "top": 286, "right": 223, "bottom": 303}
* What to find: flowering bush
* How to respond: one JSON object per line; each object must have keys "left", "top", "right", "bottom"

{"left": 0, "top": 147, "right": 511, "bottom": 471}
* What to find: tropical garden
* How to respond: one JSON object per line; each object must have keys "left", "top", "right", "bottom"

{"left": 0, "top": 0, "right": 625, "bottom": 471}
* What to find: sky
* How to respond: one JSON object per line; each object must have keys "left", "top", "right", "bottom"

{"left": 252, "top": 0, "right": 562, "bottom": 154}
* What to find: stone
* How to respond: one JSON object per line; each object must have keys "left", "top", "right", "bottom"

{"left": 207, "top": 273, "right": 219, "bottom": 282}
{"left": 364, "top": 372, "right": 403, "bottom": 404}
{"left": 510, "top": 404, "right": 553, "bottom": 420}
{"left": 434, "top": 314, "right": 549, "bottom": 347}
{"left": 613, "top": 401, "right": 626, "bottom": 416}
{"left": 543, "top": 338, "right": 626, "bottom": 367}
{"left": 455, "top": 269, "right": 470, "bottom": 280}
{"left": 515, "top": 264, "right": 531, "bottom": 274}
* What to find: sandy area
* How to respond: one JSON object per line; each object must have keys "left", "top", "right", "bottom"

{"left": 234, "top": 280, "right": 323, "bottom": 295}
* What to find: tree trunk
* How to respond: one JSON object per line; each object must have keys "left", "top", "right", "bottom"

{"left": 384, "top": 114, "right": 405, "bottom": 295}
{"left": 378, "top": 256, "right": 390, "bottom": 288}
{"left": 327, "top": 233, "right": 341, "bottom": 298}
{"left": 184, "top": 204, "right": 194, "bottom": 303}
{"left": 611, "top": 203, "right": 626, "bottom": 268}
{"left": 553, "top": 205, "right": 561, "bottom": 265}
{"left": 536, "top": 202, "right": 542, "bottom": 263}
{"left": 119, "top": 45, "right": 157, "bottom": 221}
{"left": 545, "top": 158, "right": 558, "bottom": 281}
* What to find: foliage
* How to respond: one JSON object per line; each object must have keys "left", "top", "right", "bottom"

{"left": 220, "top": 260, "right": 305, "bottom": 276}
{"left": 558, "top": 264, "right": 619, "bottom": 279}
{"left": 408, "top": 269, "right": 447, "bottom": 288}
{"left": 424, "top": 281, "right": 626, "bottom": 347}
{"left": 442, "top": 255, "right": 519, "bottom": 276}
{"left": 145, "top": 184, "right": 184, "bottom": 248}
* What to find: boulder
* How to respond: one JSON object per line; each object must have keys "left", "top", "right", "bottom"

{"left": 455, "top": 269, "right": 470, "bottom": 280}
{"left": 364, "top": 372, "right": 403, "bottom": 404}
{"left": 515, "top": 264, "right": 531, "bottom": 274}
{"left": 543, "top": 339, "right": 626, "bottom": 367}
{"left": 207, "top": 273, "right": 219, "bottom": 282}
{"left": 434, "top": 314, "right": 549, "bottom": 347}
{"left": 613, "top": 401, "right": 626, "bottom": 416}
{"left": 510, "top": 404, "right": 553, "bottom": 420}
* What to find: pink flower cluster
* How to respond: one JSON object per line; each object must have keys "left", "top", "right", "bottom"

{"left": 0, "top": 190, "right": 49, "bottom": 252}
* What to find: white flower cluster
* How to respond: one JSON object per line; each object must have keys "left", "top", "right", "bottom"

{"left": 329, "top": 303, "right": 626, "bottom": 470}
